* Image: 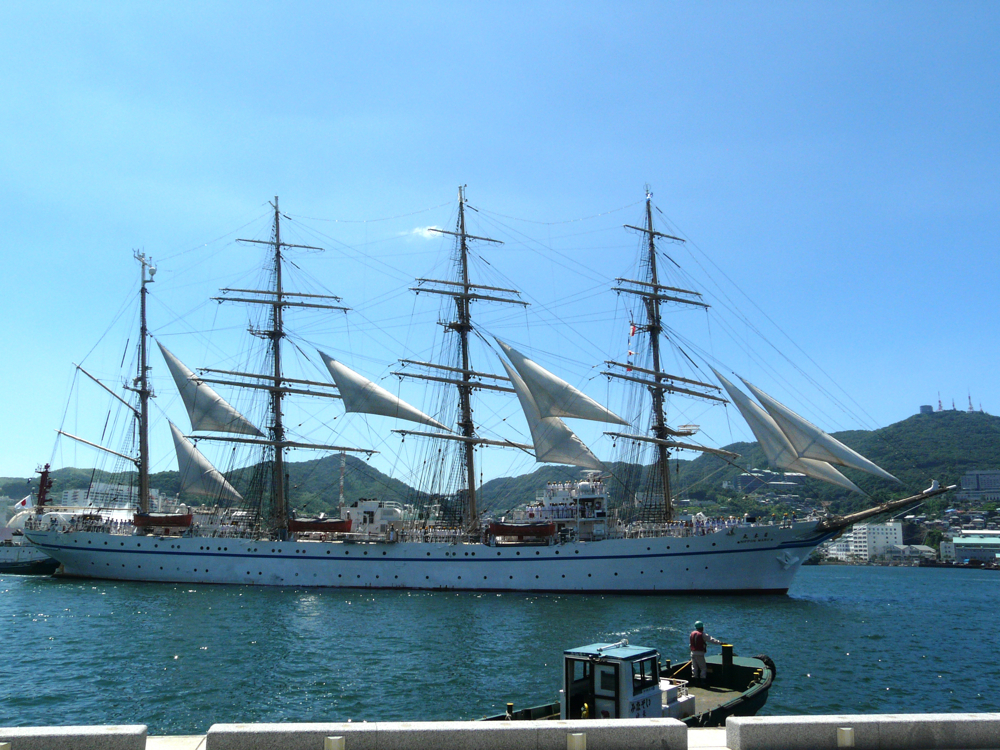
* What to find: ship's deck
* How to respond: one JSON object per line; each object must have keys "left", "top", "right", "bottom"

{"left": 686, "top": 684, "right": 741, "bottom": 714}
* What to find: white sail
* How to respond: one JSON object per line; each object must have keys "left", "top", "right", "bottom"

{"left": 741, "top": 379, "right": 900, "bottom": 484}
{"left": 496, "top": 339, "right": 628, "bottom": 426}
{"left": 319, "top": 351, "right": 449, "bottom": 431}
{"left": 713, "top": 370, "right": 862, "bottom": 494}
{"left": 169, "top": 422, "right": 243, "bottom": 503}
{"left": 499, "top": 359, "right": 604, "bottom": 470}
{"left": 158, "top": 343, "right": 263, "bottom": 436}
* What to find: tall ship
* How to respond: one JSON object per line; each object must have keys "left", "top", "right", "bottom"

{"left": 24, "top": 191, "right": 949, "bottom": 593}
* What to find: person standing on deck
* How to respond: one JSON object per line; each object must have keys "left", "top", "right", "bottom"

{"left": 689, "top": 620, "right": 722, "bottom": 686}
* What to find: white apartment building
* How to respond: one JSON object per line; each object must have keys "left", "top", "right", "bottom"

{"left": 850, "top": 522, "right": 903, "bottom": 561}
{"left": 60, "top": 483, "right": 168, "bottom": 508}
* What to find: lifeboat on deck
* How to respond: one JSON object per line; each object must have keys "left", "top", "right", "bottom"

{"left": 287, "top": 518, "right": 353, "bottom": 534}
{"left": 488, "top": 520, "right": 556, "bottom": 539}
{"left": 134, "top": 512, "right": 193, "bottom": 528}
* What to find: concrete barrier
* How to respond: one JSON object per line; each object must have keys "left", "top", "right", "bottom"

{"left": 207, "top": 718, "right": 687, "bottom": 750}
{"left": 726, "top": 713, "right": 1000, "bottom": 750}
{"left": 0, "top": 725, "right": 147, "bottom": 750}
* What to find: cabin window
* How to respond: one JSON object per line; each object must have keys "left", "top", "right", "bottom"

{"left": 570, "top": 659, "right": 591, "bottom": 683}
{"left": 632, "top": 658, "right": 657, "bottom": 693}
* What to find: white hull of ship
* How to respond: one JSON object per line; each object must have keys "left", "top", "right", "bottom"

{"left": 24, "top": 522, "right": 835, "bottom": 594}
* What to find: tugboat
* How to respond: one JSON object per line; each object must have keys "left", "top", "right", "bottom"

{"left": 482, "top": 639, "right": 774, "bottom": 727}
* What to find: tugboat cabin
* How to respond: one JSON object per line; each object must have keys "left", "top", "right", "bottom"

{"left": 561, "top": 641, "right": 694, "bottom": 720}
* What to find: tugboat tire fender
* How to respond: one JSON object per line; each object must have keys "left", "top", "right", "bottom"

{"left": 753, "top": 654, "right": 776, "bottom": 678}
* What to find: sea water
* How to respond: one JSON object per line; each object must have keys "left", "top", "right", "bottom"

{"left": 1, "top": 565, "right": 997, "bottom": 734}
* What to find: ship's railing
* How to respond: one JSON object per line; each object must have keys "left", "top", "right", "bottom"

{"left": 610, "top": 517, "right": 782, "bottom": 539}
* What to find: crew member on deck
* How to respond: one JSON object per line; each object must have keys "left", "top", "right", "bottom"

{"left": 689, "top": 620, "right": 722, "bottom": 686}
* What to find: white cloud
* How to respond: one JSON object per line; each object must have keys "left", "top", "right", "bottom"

{"left": 406, "top": 226, "right": 443, "bottom": 239}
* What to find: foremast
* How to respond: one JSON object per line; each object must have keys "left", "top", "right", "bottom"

{"left": 604, "top": 189, "right": 735, "bottom": 522}
{"left": 396, "top": 187, "right": 528, "bottom": 530}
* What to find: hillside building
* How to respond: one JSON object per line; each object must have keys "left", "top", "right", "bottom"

{"left": 60, "top": 482, "right": 169, "bottom": 509}
{"left": 733, "top": 469, "right": 806, "bottom": 494}
{"left": 956, "top": 469, "right": 1000, "bottom": 503}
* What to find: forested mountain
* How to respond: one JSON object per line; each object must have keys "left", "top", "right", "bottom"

{"left": 4, "top": 409, "right": 997, "bottom": 516}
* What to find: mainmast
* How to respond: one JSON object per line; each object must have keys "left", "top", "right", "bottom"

{"left": 396, "top": 187, "right": 528, "bottom": 530}
{"left": 604, "top": 188, "right": 735, "bottom": 521}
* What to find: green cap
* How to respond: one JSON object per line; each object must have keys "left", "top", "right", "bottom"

{"left": 695, "top": 620, "right": 704, "bottom": 630}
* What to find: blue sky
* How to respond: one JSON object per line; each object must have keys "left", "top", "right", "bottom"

{"left": 2, "top": 2, "right": 997, "bottom": 488}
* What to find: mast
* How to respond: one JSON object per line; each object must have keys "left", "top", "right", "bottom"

{"left": 397, "top": 187, "right": 527, "bottom": 531}
{"left": 135, "top": 251, "right": 156, "bottom": 514}
{"left": 455, "top": 187, "right": 478, "bottom": 523}
{"left": 270, "top": 197, "right": 288, "bottom": 531}
{"left": 605, "top": 188, "right": 724, "bottom": 522}
{"left": 642, "top": 192, "right": 673, "bottom": 522}
{"left": 225, "top": 197, "right": 356, "bottom": 535}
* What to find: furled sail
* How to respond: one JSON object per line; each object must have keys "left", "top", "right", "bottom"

{"left": 740, "top": 379, "right": 900, "bottom": 484}
{"left": 713, "top": 370, "right": 863, "bottom": 494}
{"left": 158, "top": 343, "right": 263, "bottom": 436}
{"left": 499, "top": 358, "right": 604, "bottom": 470}
{"left": 169, "top": 422, "right": 243, "bottom": 503}
{"left": 318, "top": 351, "right": 449, "bottom": 431}
{"left": 496, "top": 339, "right": 628, "bottom": 426}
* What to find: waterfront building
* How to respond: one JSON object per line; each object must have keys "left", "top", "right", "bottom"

{"left": 888, "top": 544, "right": 936, "bottom": 561}
{"left": 950, "top": 530, "right": 1000, "bottom": 563}
{"left": 825, "top": 532, "right": 854, "bottom": 561}
{"left": 849, "top": 522, "right": 903, "bottom": 561}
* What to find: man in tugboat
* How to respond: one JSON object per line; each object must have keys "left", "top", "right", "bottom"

{"left": 689, "top": 620, "right": 723, "bottom": 687}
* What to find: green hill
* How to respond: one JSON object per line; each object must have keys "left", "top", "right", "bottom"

{"left": 6, "top": 409, "right": 998, "bottom": 517}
